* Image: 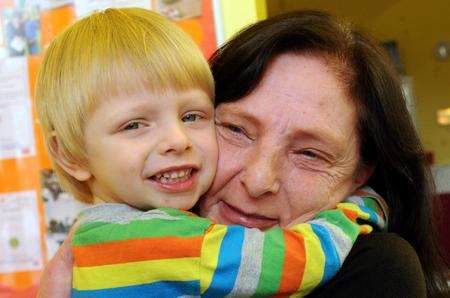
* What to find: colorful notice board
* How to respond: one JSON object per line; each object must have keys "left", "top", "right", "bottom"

{"left": 0, "top": 1, "right": 216, "bottom": 297}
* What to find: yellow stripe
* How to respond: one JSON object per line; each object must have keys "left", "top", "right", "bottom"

{"left": 360, "top": 224, "right": 373, "bottom": 234}
{"left": 290, "top": 225, "right": 325, "bottom": 296}
{"left": 200, "top": 224, "right": 227, "bottom": 294}
{"left": 338, "top": 202, "right": 370, "bottom": 220}
{"left": 73, "top": 257, "right": 199, "bottom": 290}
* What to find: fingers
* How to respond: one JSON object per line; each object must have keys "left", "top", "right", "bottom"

{"left": 38, "top": 229, "right": 75, "bottom": 298}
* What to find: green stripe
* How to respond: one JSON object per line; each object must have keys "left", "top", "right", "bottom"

{"left": 362, "top": 197, "right": 378, "bottom": 213}
{"left": 157, "top": 207, "right": 194, "bottom": 217}
{"left": 253, "top": 228, "right": 285, "bottom": 296}
{"left": 72, "top": 217, "right": 211, "bottom": 246}
{"left": 315, "top": 209, "right": 360, "bottom": 241}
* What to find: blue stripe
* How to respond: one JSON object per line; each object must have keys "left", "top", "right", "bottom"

{"left": 202, "top": 225, "right": 245, "bottom": 298}
{"left": 310, "top": 223, "right": 340, "bottom": 285}
{"left": 71, "top": 280, "right": 199, "bottom": 298}
{"left": 359, "top": 206, "right": 381, "bottom": 227}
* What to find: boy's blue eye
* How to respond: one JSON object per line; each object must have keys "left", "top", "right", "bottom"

{"left": 182, "top": 113, "right": 202, "bottom": 122}
{"left": 123, "top": 122, "right": 141, "bottom": 130}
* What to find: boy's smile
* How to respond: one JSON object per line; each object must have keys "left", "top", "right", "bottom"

{"left": 147, "top": 164, "right": 199, "bottom": 192}
{"left": 77, "top": 88, "right": 218, "bottom": 210}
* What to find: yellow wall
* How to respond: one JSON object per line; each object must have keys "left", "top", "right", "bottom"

{"left": 220, "top": 0, "right": 267, "bottom": 40}
{"left": 266, "top": 0, "right": 450, "bottom": 165}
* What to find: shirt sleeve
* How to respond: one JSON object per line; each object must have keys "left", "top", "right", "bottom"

{"left": 70, "top": 188, "right": 388, "bottom": 298}
{"left": 200, "top": 193, "right": 386, "bottom": 297}
{"left": 71, "top": 205, "right": 211, "bottom": 297}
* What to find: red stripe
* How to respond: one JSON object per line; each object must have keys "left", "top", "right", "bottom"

{"left": 342, "top": 209, "right": 358, "bottom": 221}
{"left": 73, "top": 236, "right": 202, "bottom": 267}
{"left": 274, "top": 230, "right": 306, "bottom": 296}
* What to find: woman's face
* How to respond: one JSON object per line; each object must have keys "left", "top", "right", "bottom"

{"left": 200, "top": 53, "right": 372, "bottom": 229}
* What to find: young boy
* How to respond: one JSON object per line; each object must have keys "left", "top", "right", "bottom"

{"left": 36, "top": 8, "right": 387, "bottom": 297}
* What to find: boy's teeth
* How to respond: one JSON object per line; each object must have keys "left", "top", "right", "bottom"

{"left": 153, "top": 169, "right": 193, "bottom": 184}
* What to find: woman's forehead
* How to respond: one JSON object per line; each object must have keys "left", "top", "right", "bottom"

{"left": 215, "top": 53, "right": 359, "bottom": 150}
{"left": 218, "top": 54, "right": 356, "bottom": 122}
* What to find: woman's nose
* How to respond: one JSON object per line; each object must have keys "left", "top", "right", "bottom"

{"left": 240, "top": 147, "right": 281, "bottom": 198}
{"left": 157, "top": 123, "right": 192, "bottom": 155}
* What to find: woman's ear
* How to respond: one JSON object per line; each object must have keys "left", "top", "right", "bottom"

{"left": 353, "top": 163, "right": 374, "bottom": 189}
{"left": 48, "top": 134, "right": 91, "bottom": 182}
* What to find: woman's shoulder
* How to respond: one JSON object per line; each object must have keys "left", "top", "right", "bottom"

{"left": 308, "top": 233, "right": 427, "bottom": 298}
{"left": 350, "top": 233, "right": 422, "bottom": 264}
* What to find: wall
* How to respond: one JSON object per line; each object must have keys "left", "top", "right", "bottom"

{"left": 266, "top": 0, "right": 450, "bottom": 165}
{"left": 219, "top": 0, "right": 267, "bottom": 41}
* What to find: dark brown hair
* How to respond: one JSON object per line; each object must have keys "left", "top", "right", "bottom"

{"left": 210, "top": 10, "right": 448, "bottom": 297}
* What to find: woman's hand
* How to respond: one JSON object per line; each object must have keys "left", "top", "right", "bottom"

{"left": 38, "top": 229, "right": 75, "bottom": 297}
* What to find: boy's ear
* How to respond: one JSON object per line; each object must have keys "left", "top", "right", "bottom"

{"left": 48, "top": 134, "right": 91, "bottom": 182}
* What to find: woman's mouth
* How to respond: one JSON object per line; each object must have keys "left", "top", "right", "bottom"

{"left": 148, "top": 167, "right": 198, "bottom": 192}
{"left": 218, "top": 201, "right": 278, "bottom": 229}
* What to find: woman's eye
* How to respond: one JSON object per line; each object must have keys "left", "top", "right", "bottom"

{"left": 182, "top": 113, "right": 203, "bottom": 122}
{"left": 225, "top": 124, "right": 244, "bottom": 134}
{"left": 296, "top": 149, "right": 319, "bottom": 159}
{"left": 123, "top": 121, "right": 142, "bottom": 130}
{"left": 215, "top": 120, "right": 253, "bottom": 142}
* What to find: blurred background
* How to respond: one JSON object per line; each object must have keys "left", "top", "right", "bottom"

{"left": 0, "top": 0, "right": 448, "bottom": 296}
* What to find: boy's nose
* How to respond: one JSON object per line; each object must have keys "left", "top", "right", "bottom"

{"left": 158, "top": 123, "right": 193, "bottom": 155}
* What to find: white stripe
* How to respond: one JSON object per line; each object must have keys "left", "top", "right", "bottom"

{"left": 310, "top": 218, "right": 353, "bottom": 264}
{"left": 345, "top": 195, "right": 364, "bottom": 206}
{"left": 79, "top": 204, "right": 181, "bottom": 224}
{"left": 226, "top": 228, "right": 264, "bottom": 297}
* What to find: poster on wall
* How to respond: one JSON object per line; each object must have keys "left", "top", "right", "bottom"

{"left": 0, "top": 2, "right": 41, "bottom": 57}
{"left": 0, "top": 15, "right": 5, "bottom": 58}
{"left": 0, "top": 57, "right": 36, "bottom": 160}
{"left": 40, "top": 169, "right": 88, "bottom": 258}
{"left": 74, "top": 0, "right": 152, "bottom": 18}
{"left": 153, "top": 0, "right": 202, "bottom": 21}
{"left": 39, "top": 0, "right": 74, "bottom": 11}
{"left": 0, "top": 190, "right": 43, "bottom": 273}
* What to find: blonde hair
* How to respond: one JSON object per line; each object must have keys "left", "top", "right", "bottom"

{"left": 36, "top": 8, "right": 214, "bottom": 203}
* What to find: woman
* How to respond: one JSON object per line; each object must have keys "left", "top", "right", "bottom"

{"left": 202, "top": 10, "right": 448, "bottom": 297}
{"left": 39, "top": 10, "right": 448, "bottom": 297}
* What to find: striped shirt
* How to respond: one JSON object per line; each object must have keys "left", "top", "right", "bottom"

{"left": 71, "top": 186, "right": 387, "bottom": 297}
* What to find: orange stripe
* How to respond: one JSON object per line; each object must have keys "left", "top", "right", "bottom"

{"left": 342, "top": 209, "right": 358, "bottom": 221}
{"left": 275, "top": 230, "right": 306, "bottom": 296}
{"left": 73, "top": 236, "right": 202, "bottom": 267}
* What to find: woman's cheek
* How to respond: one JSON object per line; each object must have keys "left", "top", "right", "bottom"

{"left": 211, "top": 135, "right": 245, "bottom": 187}
{"left": 200, "top": 136, "right": 247, "bottom": 213}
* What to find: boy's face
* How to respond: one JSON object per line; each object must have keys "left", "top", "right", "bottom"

{"left": 79, "top": 88, "right": 218, "bottom": 210}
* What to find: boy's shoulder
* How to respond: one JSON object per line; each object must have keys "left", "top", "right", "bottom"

{"left": 78, "top": 204, "right": 175, "bottom": 223}
{"left": 72, "top": 204, "right": 212, "bottom": 247}
{"left": 77, "top": 204, "right": 207, "bottom": 225}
